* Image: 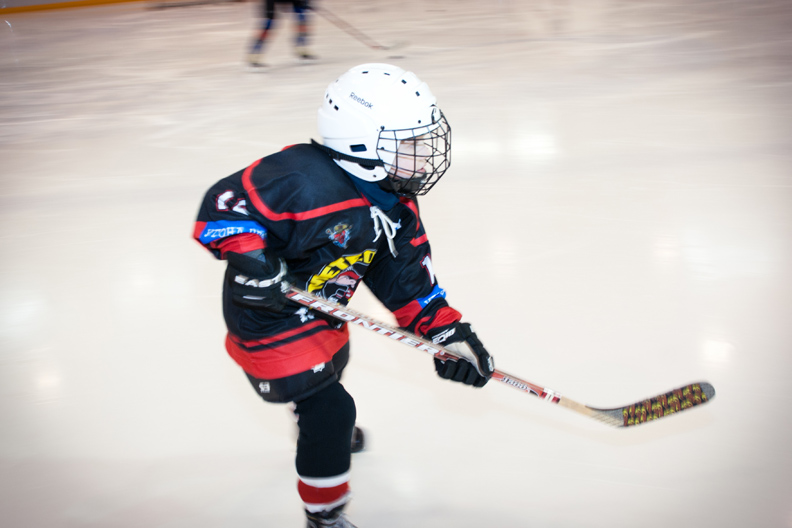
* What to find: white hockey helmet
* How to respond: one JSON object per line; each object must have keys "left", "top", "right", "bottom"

{"left": 316, "top": 63, "right": 451, "bottom": 196}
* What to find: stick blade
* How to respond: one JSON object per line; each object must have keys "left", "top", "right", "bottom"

{"left": 379, "top": 41, "right": 409, "bottom": 51}
{"left": 590, "top": 381, "right": 716, "bottom": 428}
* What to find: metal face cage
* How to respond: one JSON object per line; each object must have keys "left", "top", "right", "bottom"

{"left": 376, "top": 113, "right": 452, "bottom": 197}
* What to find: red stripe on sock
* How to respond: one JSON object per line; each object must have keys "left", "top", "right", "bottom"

{"left": 297, "top": 480, "right": 350, "bottom": 508}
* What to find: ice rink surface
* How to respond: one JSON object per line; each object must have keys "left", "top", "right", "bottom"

{"left": 1, "top": 0, "right": 791, "bottom": 526}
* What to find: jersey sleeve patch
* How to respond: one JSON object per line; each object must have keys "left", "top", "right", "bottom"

{"left": 197, "top": 220, "right": 267, "bottom": 244}
{"left": 392, "top": 284, "right": 449, "bottom": 328}
{"left": 417, "top": 284, "right": 446, "bottom": 308}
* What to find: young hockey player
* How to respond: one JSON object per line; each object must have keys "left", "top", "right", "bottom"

{"left": 193, "top": 63, "right": 495, "bottom": 527}
{"left": 247, "top": 0, "right": 315, "bottom": 68}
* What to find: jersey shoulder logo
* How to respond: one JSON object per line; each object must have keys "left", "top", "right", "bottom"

{"left": 326, "top": 222, "right": 353, "bottom": 248}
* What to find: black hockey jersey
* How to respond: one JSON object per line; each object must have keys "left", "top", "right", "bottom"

{"left": 194, "top": 143, "right": 461, "bottom": 379}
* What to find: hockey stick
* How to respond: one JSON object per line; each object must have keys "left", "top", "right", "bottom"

{"left": 312, "top": 6, "right": 407, "bottom": 51}
{"left": 148, "top": 0, "right": 236, "bottom": 9}
{"left": 286, "top": 287, "right": 715, "bottom": 428}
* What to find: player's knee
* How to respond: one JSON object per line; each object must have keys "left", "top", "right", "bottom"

{"left": 320, "top": 382, "right": 356, "bottom": 431}
{"left": 297, "top": 381, "right": 356, "bottom": 432}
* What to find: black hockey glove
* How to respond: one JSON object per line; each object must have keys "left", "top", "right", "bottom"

{"left": 425, "top": 322, "right": 494, "bottom": 388}
{"left": 225, "top": 251, "right": 293, "bottom": 312}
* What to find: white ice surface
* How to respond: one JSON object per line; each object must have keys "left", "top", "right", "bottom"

{"left": 1, "top": 1, "right": 791, "bottom": 527}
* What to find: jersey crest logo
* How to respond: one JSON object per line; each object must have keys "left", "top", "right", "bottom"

{"left": 327, "top": 223, "right": 353, "bottom": 248}
{"left": 308, "top": 250, "right": 376, "bottom": 302}
{"left": 322, "top": 269, "right": 362, "bottom": 302}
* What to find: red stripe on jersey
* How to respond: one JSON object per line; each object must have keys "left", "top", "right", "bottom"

{"left": 410, "top": 233, "right": 428, "bottom": 247}
{"left": 225, "top": 325, "right": 350, "bottom": 379}
{"left": 193, "top": 221, "right": 214, "bottom": 253}
{"left": 393, "top": 300, "right": 424, "bottom": 328}
{"left": 298, "top": 480, "right": 350, "bottom": 509}
{"left": 399, "top": 197, "right": 421, "bottom": 231}
{"left": 229, "top": 319, "right": 327, "bottom": 348}
{"left": 399, "top": 198, "right": 426, "bottom": 246}
{"left": 211, "top": 233, "right": 266, "bottom": 258}
{"left": 242, "top": 159, "right": 369, "bottom": 222}
{"left": 193, "top": 221, "right": 207, "bottom": 240}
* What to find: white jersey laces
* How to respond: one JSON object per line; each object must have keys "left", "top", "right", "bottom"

{"left": 370, "top": 206, "right": 401, "bottom": 257}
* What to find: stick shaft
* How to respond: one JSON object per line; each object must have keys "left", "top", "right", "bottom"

{"left": 286, "top": 289, "right": 571, "bottom": 402}
{"left": 312, "top": 6, "right": 388, "bottom": 49}
{"left": 285, "top": 288, "right": 714, "bottom": 428}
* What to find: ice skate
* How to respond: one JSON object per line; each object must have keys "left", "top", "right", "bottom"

{"left": 296, "top": 46, "right": 318, "bottom": 61}
{"left": 351, "top": 426, "right": 365, "bottom": 454}
{"left": 305, "top": 505, "right": 358, "bottom": 528}
{"left": 246, "top": 52, "right": 268, "bottom": 71}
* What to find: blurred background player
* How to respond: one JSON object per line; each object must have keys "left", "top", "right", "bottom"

{"left": 248, "top": 0, "right": 315, "bottom": 68}
{"left": 194, "top": 63, "right": 494, "bottom": 527}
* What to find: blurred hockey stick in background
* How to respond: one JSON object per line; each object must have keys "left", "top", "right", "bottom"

{"left": 148, "top": 0, "right": 238, "bottom": 9}
{"left": 286, "top": 287, "right": 715, "bottom": 428}
{"left": 312, "top": 5, "right": 407, "bottom": 51}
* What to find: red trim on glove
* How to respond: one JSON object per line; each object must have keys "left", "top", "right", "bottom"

{"left": 416, "top": 306, "right": 462, "bottom": 336}
{"left": 392, "top": 303, "right": 462, "bottom": 337}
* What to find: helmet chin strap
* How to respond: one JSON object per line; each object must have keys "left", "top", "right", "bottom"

{"left": 376, "top": 177, "right": 399, "bottom": 193}
{"left": 312, "top": 140, "right": 426, "bottom": 197}
{"left": 393, "top": 174, "right": 427, "bottom": 195}
{"left": 311, "top": 140, "right": 384, "bottom": 170}
{"left": 377, "top": 175, "right": 424, "bottom": 197}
